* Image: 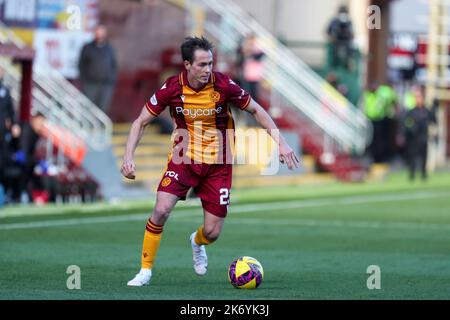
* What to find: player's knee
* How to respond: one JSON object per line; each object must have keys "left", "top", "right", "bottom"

{"left": 203, "top": 227, "right": 220, "bottom": 242}
{"left": 153, "top": 204, "right": 172, "bottom": 222}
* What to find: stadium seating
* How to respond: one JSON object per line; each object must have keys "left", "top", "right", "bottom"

{"left": 28, "top": 138, "right": 100, "bottom": 204}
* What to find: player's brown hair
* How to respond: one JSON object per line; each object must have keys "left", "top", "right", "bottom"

{"left": 181, "top": 36, "right": 213, "bottom": 63}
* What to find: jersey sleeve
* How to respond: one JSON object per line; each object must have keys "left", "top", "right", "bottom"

{"left": 225, "top": 76, "right": 251, "bottom": 110}
{"left": 145, "top": 83, "right": 171, "bottom": 117}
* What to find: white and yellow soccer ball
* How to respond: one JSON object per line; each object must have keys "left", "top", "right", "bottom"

{"left": 228, "top": 256, "right": 264, "bottom": 289}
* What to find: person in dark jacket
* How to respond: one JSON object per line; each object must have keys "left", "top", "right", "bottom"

{"left": 401, "top": 88, "right": 437, "bottom": 181}
{"left": 78, "top": 25, "right": 117, "bottom": 114}
{"left": 18, "top": 112, "right": 46, "bottom": 202}
{"left": 0, "top": 66, "right": 21, "bottom": 193}
{"left": 326, "top": 5, "right": 354, "bottom": 70}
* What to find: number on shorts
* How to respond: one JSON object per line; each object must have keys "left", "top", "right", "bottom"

{"left": 219, "top": 188, "right": 230, "bottom": 205}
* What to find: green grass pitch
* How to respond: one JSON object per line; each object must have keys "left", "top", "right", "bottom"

{"left": 1, "top": 171, "right": 450, "bottom": 300}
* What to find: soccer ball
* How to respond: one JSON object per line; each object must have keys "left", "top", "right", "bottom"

{"left": 228, "top": 256, "right": 264, "bottom": 289}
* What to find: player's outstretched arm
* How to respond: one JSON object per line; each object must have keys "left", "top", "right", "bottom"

{"left": 121, "top": 106, "right": 155, "bottom": 179}
{"left": 245, "top": 99, "right": 300, "bottom": 170}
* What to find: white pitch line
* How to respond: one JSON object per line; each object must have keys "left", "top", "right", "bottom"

{"left": 0, "top": 213, "right": 150, "bottom": 230}
{"left": 0, "top": 209, "right": 199, "bottom": 231}
{"left": 0, "top": 191, "right": 449, "bottom": 231}
{"left": 227, "top": 190, "right": 450, "bottom": 213}
{"left": 223, "top": 217, "right": 450, "bottom": 231}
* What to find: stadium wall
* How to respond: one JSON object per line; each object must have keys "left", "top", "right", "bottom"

{"left": 99, "top": 0, "right": 186, "bottom": 122}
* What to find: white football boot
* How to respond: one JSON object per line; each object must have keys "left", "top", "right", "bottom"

{"left": 190, "top": 232, "right": 208, "bottom": 276}
{"left": 127, "top": 268, "right": 152, "bottom": 286}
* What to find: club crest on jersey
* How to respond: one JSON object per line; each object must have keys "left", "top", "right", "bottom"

{"left": 161, "top": 177, "right": 171, "bottom": 187}
{"left": 210, "top": 91, "right": 220, "bottom": 102}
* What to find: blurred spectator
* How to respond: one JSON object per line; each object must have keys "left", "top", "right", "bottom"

{"left": 235, "top": 38, "right": 245, "bottom": 85}
{"left": 236, "top": 34, "right": 265, "bottom": 126}
{"left": 326, "top": 5, "right": 354, "bottom": 70}
{"left": 2, "top": 133, "right": 23, "bottom": 204}
{"left": 363, "top": 82, "right": 399, "bottom": 163}
{"left": 363, "top": 83, "right": 385, "bottom": 163}
{"left": 31, "top": 158, "right": 60, "bottom": 204}
{"left": 240, "top": 33, "right": 264, "bottom": 103}
{"left": 396, "top": 85, "right": 419, "bottom": 150}
{"left": 0, "top": 180, "right": 3, "bottom": 207}
{"left": 18, "top": 112, "right": 48, "bottom": 203}
{"left": 402, "top": 86, "right": 417, "bottom": 111}
{"left": 376, "top": 83, "right": 398, "bottom": 160}
{"left": 0, "top": 66, "right": 21, "bottom": 202}
{"left": 376, "top": 83, "right": 397, "bottom": 119}
{"left": 78, "top": 24, "right": 117, "bottom": 114}
{"left": 400, "top": 88, "right": 437, "bottom": 181}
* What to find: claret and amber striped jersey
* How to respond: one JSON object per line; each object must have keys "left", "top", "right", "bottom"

{"left": 145, "top": 70, "right": 251, "bottom": 164}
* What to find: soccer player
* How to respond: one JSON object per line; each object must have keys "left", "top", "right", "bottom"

{"left": 122, "top": 36, "right": 299, "bottom": 286}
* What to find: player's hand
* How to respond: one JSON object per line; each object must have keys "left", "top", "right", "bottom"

{"left": 121, "top": 158, "right": 136, "bottom": 179}
{"left": 279, "top": 143, "right": 300, "bottom": 170}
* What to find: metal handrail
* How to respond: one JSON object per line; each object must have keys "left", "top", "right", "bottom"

{"left": 34, "top": 66, "right": 111, "bottom": 149}
{"left": 0, "top": 58, "right": 91, "bottom": 146}
{"left": 0, "top": 25, "right": 112, "bottom": 151}
{"left": 196, "top": 0, "right": 372, "bottom": 153}
{"left": 263, "top": 61, "right": 357, "bottom": 150}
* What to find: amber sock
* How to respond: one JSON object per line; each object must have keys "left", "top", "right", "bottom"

{"left": 141, "top": 219, "right": 163, "bottom": 269}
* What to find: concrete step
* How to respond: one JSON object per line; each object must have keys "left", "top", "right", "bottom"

{"left": 232, "top": 173, "right": 334, "bottom": 188}
{"left": 233, "top": 162, "right": 313, "bottom": 176}
{"left": 116, "top": 157, "right": 169, "bottom": 168}
{"left": 113, "top": 123, "right": 161, "bottom": 134}
{"left": 366, "top": 163, "right": 390, "bottom": 182}
{"left": 112, "top": 134, "right": 172, "bottom": 146}
{"left": 113, "top": 145, "right": 171, "bottom": 157}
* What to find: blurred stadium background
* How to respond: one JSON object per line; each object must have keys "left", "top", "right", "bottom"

{"left": 1, "top": 0, "right": 450, "bottom": 300}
